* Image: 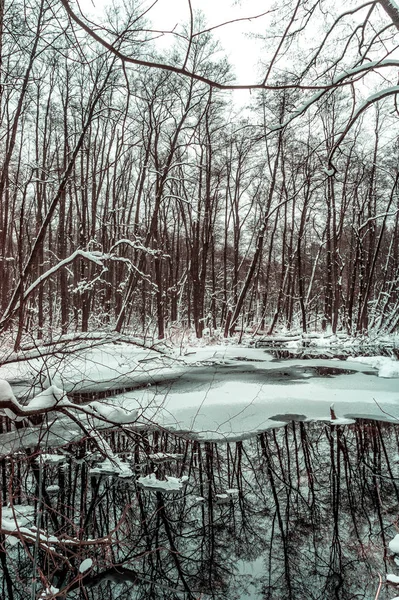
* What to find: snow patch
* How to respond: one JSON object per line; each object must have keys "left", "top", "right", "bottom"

{"left": 79, "top": 558, "right": 93, "bottom": 573}
{"left": 148, "top": 452, "right": 184, "bottom": 463}
{"left": 89, "top": 457, "right": 133, "bottom": 478}
{"left": 37, "top": 454, "right": 66, "bottom": 464}
{"left": 137, "top": 473, "right": 188, "bottom": 492}
{"left": 389, "top": 534, "right": 399, "bottom": 554}
{"left": 39, "top": 586, "right": 59, "bottom": 599}
{"left": 89, "top": 401, "right": 138, "bottom": 424}
{"left": 349, "top": 356, "right": 399, "bottom": 378}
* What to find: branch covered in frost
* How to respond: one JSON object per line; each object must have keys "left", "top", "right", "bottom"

{"left": 0, "top": 332, "right": 168, "bottom": 365}
{"left": 270, "top": 60, "right": 399, "bottom": 131}
{"left": 0, "top": 518, "right": 114, "bottom": 547}
{"left": 0, "top": 246, "right": 162, "bottom": 327}
{"left": 24, "top": 250, "right": 105, "bottom": 297}
{"left": 329, "top": 85, "right": 399, "bottom": 162}
{"left": 0, "top": 379, "right": 138, "bottom": 425}
{"left": 110, "top": 238, "right": 169, "bottom": 258}
{"left": 59, "top": 0, "right": 399, "bottom": 92}
{"left": 0, "top": 250, "right": 107, "bottom": 327}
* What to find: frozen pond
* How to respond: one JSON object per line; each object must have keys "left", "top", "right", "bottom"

{"left": 1, "top": 343, "right": 399, "bottom": 599}
{"left": 1, "top": 346, "right": 399, "bottom": 451}
{"left": 117, "top": 355, "right": 399, "bottom": 440}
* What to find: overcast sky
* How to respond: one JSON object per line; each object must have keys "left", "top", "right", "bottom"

{"left": 78, "top": 0, "right": 267, "bottom": 103}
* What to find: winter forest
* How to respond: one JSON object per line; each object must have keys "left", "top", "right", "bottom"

{"left": 1, "top": 0, "right": 399, "bottom": 343}
{"left": 1, "top": 0, "right": 399, "bottom": 599}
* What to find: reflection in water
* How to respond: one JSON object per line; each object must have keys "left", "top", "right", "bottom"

{"left": 266, "top": 346, "right": 396, "bottom": 361}
{"left": 1, "top": 421, "right": 399, "bottom": 599}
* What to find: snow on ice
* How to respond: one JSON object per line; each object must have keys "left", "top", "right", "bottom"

{"left": 0, "top": 343, "right": 398, "bottom": 445}
{"left": 137, "top": 473, "right": 188, "bottom": 492}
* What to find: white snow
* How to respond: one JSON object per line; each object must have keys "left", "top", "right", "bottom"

{"left": 137, "top": 473, "right": 188, "bottom": 492}
{"left": 1, "top": 505, "right": 35, "bottom": 529}
{"left": 79, "top": 558, "right": 93, "bottom": 573}
{"left": 389, "top": 534, "right": 399, "bottom": 554}
{"left": 39, "top": 586, "right": 59, "bottom": 599}
{"left": 27, "top": 385, "right": 68, "bottom": 410}
{"left": 0, "top": 342, "right": 182, "bottom": 394}
{"left": 0, "top": 379, "right": 24, "bottom": 420}
{"left": 89, "top": 401, "right": 138, "bottom": 424}
{"left": 37, "top": 454, "right": 66, "bottom": 464}
{"left": 180, "top": 345, "right": 272, "bottom": 366}
{"left": 1, "top": 344, "right": 399, "bottom": 445}
{"left": 148, "top": 452, "right": 184, "bottom": 462}
{"left": 89, "top": 457, "right": 133, "bottom": 478}
{"left": 329, "top": 417, "right": 356, "bottom": 425}
{"left": 271, "top": 60, "right": 399, "bottom": 130}
{"left": 349, "top": 355, "right": 399, "bottom": 378}
{"left": 84, "top": 429, "right": 133, "bottom": 477}
{"left": 45, "top": 485, "right": 60, "bottom": 493}
{"left": 106, "top": 353, "right": 399, "bottom": 440}
{"left": 0, "top": 379, "right": 17, "bottom": 402}
{"left": 1, "top": 518, "right": 59, "bottom": 544}
{"left": 387, "top": 573, "right": 399, "bottom": 584}
{"left": 215, "top": 493, "right": 230, "bottom": 503}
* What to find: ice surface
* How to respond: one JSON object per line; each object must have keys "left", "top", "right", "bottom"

{"left": 109, "top": 353, "right": 399, "bottom": 440}
{"left": 1, "top": 345, "right": 399, "bottom": 446}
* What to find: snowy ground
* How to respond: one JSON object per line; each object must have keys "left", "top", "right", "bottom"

{"left": 0, "top": 341, "right": 398, "bottom": 448}
{"left": 0, "top": 341, "right": 184, "bottom": 395}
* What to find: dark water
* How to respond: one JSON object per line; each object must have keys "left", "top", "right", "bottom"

{"left": 261, "top": 342, "right": 385, "bottom": 369}
{"left": 1, "top": 420, "right": 399, "bottom": 599}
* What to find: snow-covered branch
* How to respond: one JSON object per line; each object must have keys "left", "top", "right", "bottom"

{"left": 110, "top": 238, "right": 168, "bottom": 257}
{"left": 24, "top": 250, "right": 105, "bottom": 298}
{"left": 270, "top": 60, "right": 399, "bottom": 131}
{"left": 0, "top": 379, "right": 138, "bottom": 425}
{"left": 0, "top": 250, "right": 107, "bottom": 327}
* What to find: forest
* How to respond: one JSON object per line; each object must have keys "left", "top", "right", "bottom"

{"left": 1, "top": 1, "right": 399, "bottom": 599}
{"left": 0, "top": 0, "right": 398, "bottom": 347}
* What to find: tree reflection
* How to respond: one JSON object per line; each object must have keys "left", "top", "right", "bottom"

{"left": 1, "top": 421, "right": 399, "bottom": 599}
